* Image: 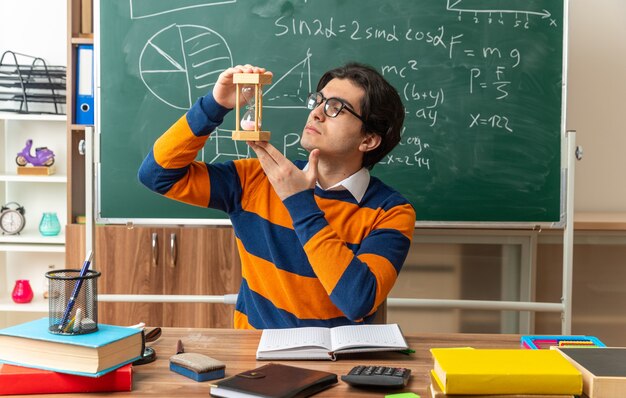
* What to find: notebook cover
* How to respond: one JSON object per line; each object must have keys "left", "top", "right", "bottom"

{"left": 557, "top": 347, "right": 626, "bottom": 398}
{"left": 430, "top": 348, "right": 582, "bottom": 395}
{"left": 557, "top": 347, "right": 626, "bottom": 377}
{"left": 211, "top": 363, "right": 338, "bottom": 398}
{"left": 0, "top": 363, "right": 132, "bottom": 395}
{"left": 0, "top": 317, "right": 141, "bottom": 348}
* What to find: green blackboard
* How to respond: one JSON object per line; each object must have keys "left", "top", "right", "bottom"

{"left": 98, "top": 0, "right": 565, "bottom": 223}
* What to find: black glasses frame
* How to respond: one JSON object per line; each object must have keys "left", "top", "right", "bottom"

{"left": 306, "top": 92, "right": 367, "bottom": 125}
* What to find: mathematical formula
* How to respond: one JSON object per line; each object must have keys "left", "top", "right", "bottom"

{"left": 193, "top": 2, "right": 562, "bottom": 173}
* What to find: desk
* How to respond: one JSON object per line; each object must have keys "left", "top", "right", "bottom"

{"left": 574, "top": 212, "right": 626, "bottom": 231}
{"left": 14, "top": 328, "right": 521, "bottom": 397}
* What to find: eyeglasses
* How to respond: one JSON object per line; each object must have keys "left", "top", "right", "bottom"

{"left": 306, "top": 92, "right": 367, "bottom": 125}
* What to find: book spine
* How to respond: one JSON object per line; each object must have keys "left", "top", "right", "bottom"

{"left": 446, "top": 374, "right": 581, "bottom": 395}
{"left": 0, "top": 366, "right": 132, "bottom": 395}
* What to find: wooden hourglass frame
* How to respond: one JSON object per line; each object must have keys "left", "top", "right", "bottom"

{"left": 231, "top": 72, "right": 272, "bottom": 141}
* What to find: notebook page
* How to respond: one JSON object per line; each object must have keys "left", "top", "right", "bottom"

{"left": 330, "top": 324, "right": 407, "bottom": 351}
{"left": 258, "top": 327, "right": 332, "bottom": 352}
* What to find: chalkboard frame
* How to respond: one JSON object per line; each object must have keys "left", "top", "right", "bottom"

{"left": 94, "top": 0, "right": 569, "bottom": 228}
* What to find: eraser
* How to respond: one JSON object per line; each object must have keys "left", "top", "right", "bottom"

{"left": 80, "top": 318, "right": 97, "bottom": 330}
{"left": 169, "top": 353, "right": 225, "bottom": 382}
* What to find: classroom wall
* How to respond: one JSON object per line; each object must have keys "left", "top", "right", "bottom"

{"left": 568, "top": 0, "right": 626, "bottom": 212}
{"left": 0, "top": 0, "right": 66, "bottom": 328}
{"left": 1, "top": 0, "right": 623, "bottom": 213}
{"left": 0, "top": 0, "right": 66, "bottom": 66}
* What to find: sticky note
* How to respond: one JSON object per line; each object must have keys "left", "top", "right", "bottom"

{"left": 385, "top": 393, "right": 420, "bottom": 398}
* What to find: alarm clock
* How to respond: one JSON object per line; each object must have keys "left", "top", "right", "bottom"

{"left": 0, "top": 202, "right": 26, "bottom": 235}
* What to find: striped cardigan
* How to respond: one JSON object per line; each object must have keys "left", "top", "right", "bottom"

{"left": 138, "top": 93, "right": 415, "bottom": 329}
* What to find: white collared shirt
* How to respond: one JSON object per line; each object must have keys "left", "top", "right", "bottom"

{"left": 303, "top": 163, "right": 370, "bottom": 203}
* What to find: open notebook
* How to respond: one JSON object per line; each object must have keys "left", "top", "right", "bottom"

{"left": 256, "top": 324, "right": 408, "bottom": 361}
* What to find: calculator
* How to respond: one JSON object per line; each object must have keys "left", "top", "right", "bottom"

{"left": 341, "top": 365, "right": 411, "bottom": 388}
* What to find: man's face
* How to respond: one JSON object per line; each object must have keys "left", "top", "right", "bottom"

{"left": 300, "top": 78, "right": 373, "bottom": 161}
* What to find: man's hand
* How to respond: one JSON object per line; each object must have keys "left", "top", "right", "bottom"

{"left": 247, "top": 141, "right": 320, "bottom": 200}
{"left": 213, "top": 64, "right": 270, "bottom": 109}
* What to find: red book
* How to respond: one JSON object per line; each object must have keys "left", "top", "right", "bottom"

{"left": 0, "top": 363, "right": 132, "bottom": 395}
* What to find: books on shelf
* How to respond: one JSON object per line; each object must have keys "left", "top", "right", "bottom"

{"left": 557, "top": 347, "right": 626, "bottom": 398}
{"left": 256, "top": 323, "right": 408, "bottom": 360}
{"left": 0, "top": 317, "right": 143, "bottom": 377}
{"left": 428, "top": 371, "right": 575, "bottom": 398}
{"left": 430, "top": 348, "right": 582, "bottom": 395}
{"left": 0, "top": 363, "right": 132, "bottom": 395}
{"left": 210, "top": 363, "right": 337, "bottom": 398}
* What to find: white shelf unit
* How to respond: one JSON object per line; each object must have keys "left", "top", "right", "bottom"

{"left": 0, "top": 113, "right": 66, "bottom": 316}
{"left": 0, "top": 296, "right": 48, "bottom": 312}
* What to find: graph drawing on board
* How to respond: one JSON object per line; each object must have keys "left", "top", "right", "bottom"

{"left": 139, "top": 23, "right": 233, "bottom": 110}
{"left": 264, "top": 48, "right": 313, "bottom": 110}
{"left": 446, "top": 0, "right": 555, "bottom": 21}
{"left": 201, "top": 49, "right": 315, "bottom": 163}
{"left": 130, "top": 0, "right": 237, "bottom": 20}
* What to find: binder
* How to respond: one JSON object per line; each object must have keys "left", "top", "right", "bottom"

{"left": 75, "top": 44, "right": 94, "bottom": 124}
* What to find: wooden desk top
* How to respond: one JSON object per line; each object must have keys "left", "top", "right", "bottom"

{"left": 16, "top": 328, "right": 521, "bottom": 397}
{"left": 574, "top": 212, "right": 626, "bottom": 231}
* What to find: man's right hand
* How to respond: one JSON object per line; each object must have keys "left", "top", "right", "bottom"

{"left": 212, "top": 64, "right": 270, "bottom": 109}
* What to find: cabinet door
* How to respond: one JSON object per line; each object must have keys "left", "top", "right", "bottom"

{"left": 65, "top": 223, "right": 85, "bottom": 267}
{"left": 163, "top": 227, "right": 241, "bottom": 328}
{"left": 95, "top": 225, "right": 164, "bottom": 327}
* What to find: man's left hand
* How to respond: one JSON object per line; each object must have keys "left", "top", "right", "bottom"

{"left": 247, "top": 141, "right": 319, "bottom": 200}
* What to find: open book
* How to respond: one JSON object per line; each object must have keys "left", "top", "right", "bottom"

{"left": 256, "top": 324, "right": 408, "bottom": 360}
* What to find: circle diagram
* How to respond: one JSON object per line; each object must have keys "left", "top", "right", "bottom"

{"left": 140, "top": 24, "right": 233, "bottom": 109}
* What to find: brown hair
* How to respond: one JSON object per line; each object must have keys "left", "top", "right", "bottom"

{"left": 316, "top": 63, "right": 405, "bottom": 169}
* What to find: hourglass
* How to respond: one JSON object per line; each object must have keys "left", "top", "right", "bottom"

{"left": 232, "top": 72, "right": 272, "bottom": 141}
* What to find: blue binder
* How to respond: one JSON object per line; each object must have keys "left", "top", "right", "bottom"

{"left": 75, "top": 44, "right": 94, "bottom": 124}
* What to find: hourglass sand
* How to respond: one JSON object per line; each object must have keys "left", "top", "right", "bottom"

{"left": 232, "top": 72, "right": 272, "bottom": 141}
{"left": 240, "top": 86, "right": 259, "bottom": 131}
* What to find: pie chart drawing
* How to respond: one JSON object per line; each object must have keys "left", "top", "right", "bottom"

{"left": 140, "top": 23, "right": 233, "bottom": 110}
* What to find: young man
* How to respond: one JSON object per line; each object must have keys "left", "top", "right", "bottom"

{"left": 138, "top": 63, "right": 415, "bottom": 329}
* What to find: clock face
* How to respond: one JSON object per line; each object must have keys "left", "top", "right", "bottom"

{"left": 0, "top": 210, "right": 25, "bottom": 234}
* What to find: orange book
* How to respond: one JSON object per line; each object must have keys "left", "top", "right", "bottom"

{"left": 0, "top": 363, "right": 132, "bottom": 395}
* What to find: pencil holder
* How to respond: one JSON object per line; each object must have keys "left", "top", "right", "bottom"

{"left": 45, "top": 269, "right": 100, "bottom": 335}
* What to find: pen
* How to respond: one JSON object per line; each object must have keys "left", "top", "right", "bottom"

{"left": 58, "top": 250, "right": 94, "bottom": 330}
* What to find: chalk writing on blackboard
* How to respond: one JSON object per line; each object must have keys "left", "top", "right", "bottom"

{"left": 139, "top": 23, "right": 233, "bottom": 109}
{"left": 100, "top": 0, "right": 565, "bottom": 222}
{"left": 203, "top": 128, "right": 251, "bottom": 163}
{"left": 264, "top": 48, "right": 313, "bottom": 110}
{"left": 447, "top": 0, "right": 557, "bottom": 27}
{"left": 130, "top": 0, "right": 237, "bottom": 20}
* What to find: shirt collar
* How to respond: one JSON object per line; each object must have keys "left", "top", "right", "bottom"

{"left": 303, "top": 163, "right": 370, "bottom": 203}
